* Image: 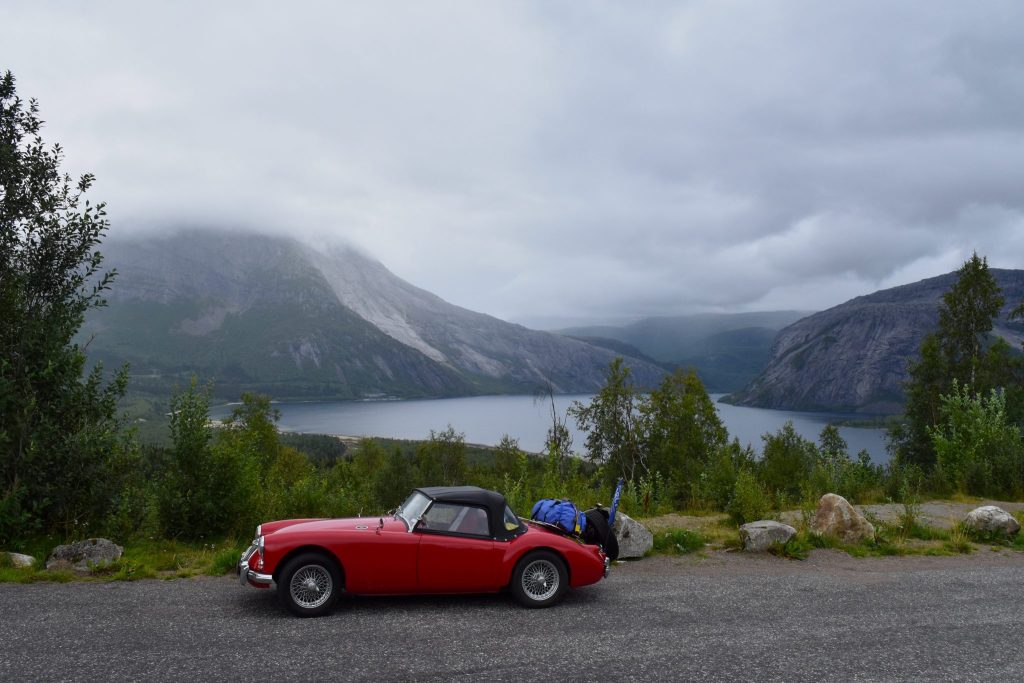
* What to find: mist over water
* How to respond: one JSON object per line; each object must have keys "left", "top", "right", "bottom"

{"left": 212, "top": 393, "right": 890, "bottom": 464}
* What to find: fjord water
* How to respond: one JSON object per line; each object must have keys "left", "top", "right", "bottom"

{"left": 214, "top": 394, "right": 891, "bottom": 464}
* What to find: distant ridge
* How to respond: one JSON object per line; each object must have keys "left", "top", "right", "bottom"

{"left": 724, "top": 269, "right": 1024, "bottom": 414}
{"left": 558, "top": 311, "right": 808, "bottom": 392}
{"left": 83, "top": 229, "right": 666, "bottom": 399}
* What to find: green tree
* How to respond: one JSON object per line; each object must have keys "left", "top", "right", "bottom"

{"left": 375, "top": 446, "right": 415, "bottom": 510}
{"left": 817, "top": 424, "right": 849, "bottom": 476}
{"left": 644, "top": 368, "right": 728, "bottom": 504}
{"left": 695, "top": 439, "right": 756, "bottom": 511}
{"left": 0, "top": 71, "right": 132, "bottom": 541}
{"left": 219, "top": 392, "right": 281, "bottom": 474}
{"left": 892, "top": 253, "right": 1015, "bottom": 469}
{"left": 938, "top": 253, "right": 1004, "bottom": 386}
{"left": 569, "top": 358, "right": 647, "bottom": 485}
{"left": 158, "top": 380, "right": 259, "bottom": 538}
{"left": 494, "top": 434, "right": 524, "bottom": 480}
{"left": 416, "top": 425, "right": 467, "bottom": 485}
{"left": 759, "top": 421, "right": 817, "bottom": 503}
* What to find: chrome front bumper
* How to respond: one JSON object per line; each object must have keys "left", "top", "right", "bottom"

{"left": 237, "top": 543, "right": 274, "bottom": 587}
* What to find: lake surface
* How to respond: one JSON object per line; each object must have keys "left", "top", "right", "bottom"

{"left": 212, "top": 394, "right": 892, "bottom": 464}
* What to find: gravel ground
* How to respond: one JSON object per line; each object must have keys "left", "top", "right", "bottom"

{"left": 2, "top": 550, "right": 1024, "bottom": 682}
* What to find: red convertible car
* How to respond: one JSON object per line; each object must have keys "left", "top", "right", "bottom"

{"left": 238, "top": 486, "right": 611, "bottom": 617}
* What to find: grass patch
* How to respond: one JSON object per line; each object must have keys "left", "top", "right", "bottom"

{"left": 768, "top": 536, "right": 811, "bottom": 560}
{"left": 903, "top": 522, "right": 949, "bottom": 542}
{"left": 943, "top": 523, "right": 974, "bottom": 554}
{"left": 651, "top": 529, "right": 706, "bottom": 555}
{"left": 0, "top": 537, "right": 248, "bottom": 583}
{"left": 640, "top": 512, "right": 736, "bottom": 549}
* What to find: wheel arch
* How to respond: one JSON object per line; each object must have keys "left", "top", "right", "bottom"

{"left": 508, "top": 546, "right": 571, "bottom": 588}
{"left": 273, "top": 545, "right": 345, "bottom": 587}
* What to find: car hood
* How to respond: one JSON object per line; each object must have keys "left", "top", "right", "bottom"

{"left": 264, "top": 516, "right": 408, "bottom": 536}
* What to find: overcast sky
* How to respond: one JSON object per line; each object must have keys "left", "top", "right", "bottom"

{"left": 4, "top": 1, "right": 1023, "bottom": 327}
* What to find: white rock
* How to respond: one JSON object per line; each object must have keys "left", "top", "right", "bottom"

{"left": 739, "top": 520, "right": 797, "bottom": 552}
{"left": 2, "top": 552, "right": 35, "bottom": 568}
{"left": 613, "top": 512, "right": 654, "bottom": 559}
{"left": 811, "top": 493, "right": 875, "bottom": 543}
{"left": 963, "top": 506, "right": 1021, "bottom": 537}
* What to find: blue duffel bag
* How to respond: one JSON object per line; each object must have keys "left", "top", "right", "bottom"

{"left": 530, "top": 498, "right": 587, "bottom": 535}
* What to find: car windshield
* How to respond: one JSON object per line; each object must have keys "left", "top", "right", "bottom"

{"left": 396, "top": 491, "right": 431, "bottom": 531}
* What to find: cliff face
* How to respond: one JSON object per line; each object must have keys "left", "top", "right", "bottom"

{"left": 725, "top": 270, "right": 1024, "bottom": 414}
{"left": 84, "top": 229, "right": 665, "bottom": 399}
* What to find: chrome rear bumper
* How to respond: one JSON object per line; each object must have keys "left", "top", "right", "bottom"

{"left": 603, "top": 556, "right": 611, "bottom": 578}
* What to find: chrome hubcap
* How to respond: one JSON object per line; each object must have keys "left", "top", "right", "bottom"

{"left": 289, "top": 564, "right": 332, "bottom": 609}
{"left": 522, "top": 559, "right": 558, "bottom": 601}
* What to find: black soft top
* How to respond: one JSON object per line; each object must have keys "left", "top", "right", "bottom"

{"left": 416, "top": 486, "right": 521, "bottom": 540}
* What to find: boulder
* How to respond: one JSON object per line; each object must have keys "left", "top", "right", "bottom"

{"left": 811, "top": 493, "right": 874, "bottom": 543}
{"left": 2, "top": 552, "right": 35, "bottom": 568}
{"left": 613, "top": 512, "right": 653, "bottom": 559}
{"left": 46, "top": 538, "right": 124, "bottom": 573}
{"left": 963, "top": 506, "right": 1021, "bottom": 537}
{"left": 739, "top": 520, "right": 796, "bottom": 552}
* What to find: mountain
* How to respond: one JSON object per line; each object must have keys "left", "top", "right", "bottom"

{"left": 559, "top": 311, "right": 808, "bottom": 392}
{"left": 83, "top": 230, "right": 666, "bottom": 399}
{"left": 724, "top": 270, "right": 1024, "bottom": 414}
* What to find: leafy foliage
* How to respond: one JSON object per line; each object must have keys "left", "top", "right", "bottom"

{"left": 726, "top": 468, "right": 771, "bottom": 525}
{"left": 157, "top": 381, "right": 260, "bottom": 539}
{"left": 569, "top": 358, "right": 647, "bottom": 484}
{"left": 892, "top": 253, "right": 1023, "bottom": 470}
{"left": 0, "top": 71, "right": 133, "bottom": 543}
{"left": 929, "top": 382, "right": 1024, "bottom": 498}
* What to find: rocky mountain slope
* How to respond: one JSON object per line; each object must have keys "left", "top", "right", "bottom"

{"left": 725, "top": 270, "right": 1024, "bottom": 414}
{"left": 83, "top": 230, "right": 665, "bottom": 399}
{"left": 560, "top": 311, "right": 808, "bottom": 392}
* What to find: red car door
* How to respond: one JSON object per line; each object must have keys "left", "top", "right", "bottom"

{"left": 416, "top": 503, "right": 503, "bottom": 593}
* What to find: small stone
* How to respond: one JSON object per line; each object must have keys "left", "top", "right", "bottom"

{"left": 46, "top": 538, "right": 124, "bottom": 573}
{"left": 811, "top": 493, "right": 874, "bottom": 543}
{"left": 613, "top": 512, "right": 654, "bottom": 559}
{"left": 739, "top": 520, "right": 796, "bottom": 552}
{"left": 963, "top": 506, "right": 1020, "bottom": 537}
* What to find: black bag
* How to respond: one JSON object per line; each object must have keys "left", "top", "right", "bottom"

{"left": 582, "top": 507, "right": 619, "bottom": 562}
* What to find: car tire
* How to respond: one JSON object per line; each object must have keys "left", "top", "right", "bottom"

{"left": 278, "top": 552, "right": 341, "bottom": 618}
{"left": 511, "top": 550, "right": 568, "bottom": 608}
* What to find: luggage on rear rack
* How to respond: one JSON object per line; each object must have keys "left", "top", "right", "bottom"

{"left": 530, "top": 498, "right": 619, "bottom": 561}
{"left": 530, "top": 498, "right": 587, "bottom": 535}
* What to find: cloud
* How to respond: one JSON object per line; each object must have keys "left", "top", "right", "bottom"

{"left": 3, "top": 1, "right": 1023, "bottom": 326}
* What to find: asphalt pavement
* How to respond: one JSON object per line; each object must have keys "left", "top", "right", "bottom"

{"left": 2, "top": 550, "right": 1023, "bottom": 682}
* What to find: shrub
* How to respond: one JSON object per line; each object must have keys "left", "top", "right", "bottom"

{"left": 727, "top": 469, "right": 771, "bottom": 526}
{"left": 930, "top": 382, "right": 1024, "bottom": 498}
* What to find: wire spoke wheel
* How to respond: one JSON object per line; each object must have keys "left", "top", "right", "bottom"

{"left": 289, "top": 564, "right": 333, "bottom": 609}
{"left": 521, "top": 559, "right": 559, "bottom": 601}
